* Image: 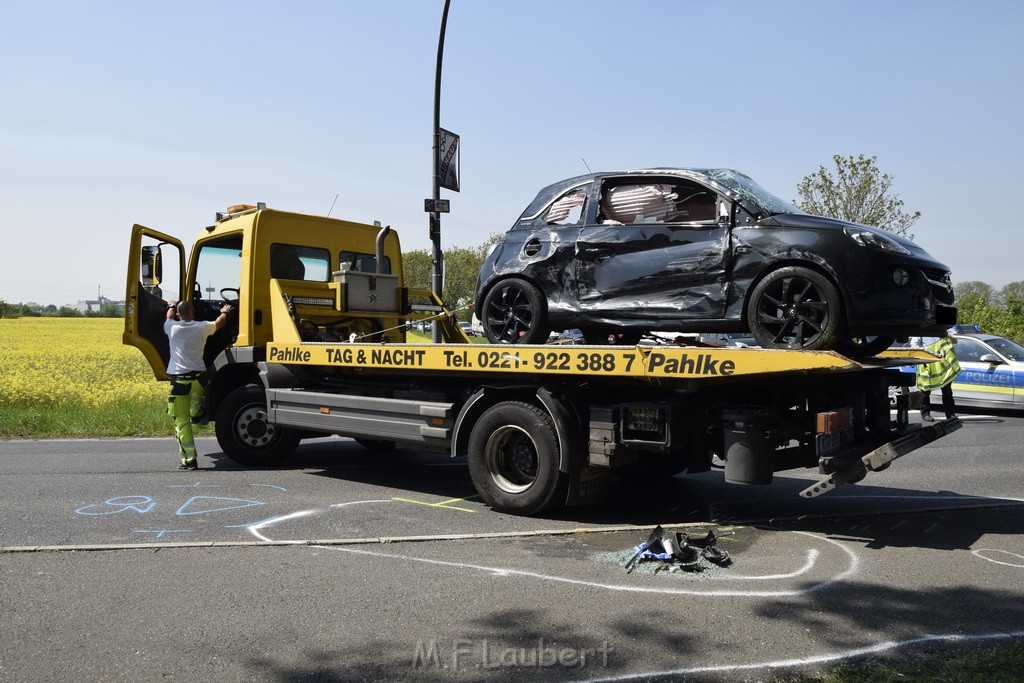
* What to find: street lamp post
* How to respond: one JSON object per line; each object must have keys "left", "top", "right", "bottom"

{"left": 429, "top": 0, "right": 452, "bottom": 342}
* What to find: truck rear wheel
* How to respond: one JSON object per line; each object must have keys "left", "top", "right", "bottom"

{"left": 215, "top": 384, "right": 300, "bottom": 467}
{"left": 467, "top": 401, "right": 568, "bottom": 516}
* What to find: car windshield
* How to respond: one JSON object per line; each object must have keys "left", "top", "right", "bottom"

{"left": 986, "top": 337, "right": 1024, "bottom": 361}
{"left": 705, "top": 169, "right": 804, "bottom": 217}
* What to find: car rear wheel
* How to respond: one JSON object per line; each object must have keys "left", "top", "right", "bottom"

{"left": 747, "top": 266, "right": 842, "bottom": 351}
{"left": 481, "top": 278, "right": 550, "bottom": 344}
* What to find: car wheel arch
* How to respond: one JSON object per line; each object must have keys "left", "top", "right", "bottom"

{"left": 477, "top": 273, "right": 551, "bottom": 314}
{"left": 478, "top": 276, "right": 554, "bottom": 344}
{"left": 740, "top": 259, "right": 850, "bottom": 329}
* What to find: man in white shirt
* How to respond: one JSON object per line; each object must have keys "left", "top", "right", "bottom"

{"left": 165, "top": 299, "right": 233, "bottom": 469}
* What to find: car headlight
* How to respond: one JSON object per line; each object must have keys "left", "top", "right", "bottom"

{"left": 844, "top": 227, "right": 910, "bottom": 255}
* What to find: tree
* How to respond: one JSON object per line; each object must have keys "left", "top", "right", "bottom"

{"left": 954, "top": 280, "right": 995, "bottom": 306}
{"left": 17, "top": 303, "right": 40, "bottom": 317}
{"left": 402, "top": 234, "right": 502, "bottom": 321}
{"left": 794, "top": 154, "right": 921, "bottom": 238}
{"left": 401, "top": 250, "right": 432, "bottom": 292}
{"left": 952, "top": 290, "right": 1024, "bottom": 345}
{"left": 442, "top": 246, "right": 486, "bottom": 313}
{"left": 995, "top": 280, "right": 1024, "bottom": 308}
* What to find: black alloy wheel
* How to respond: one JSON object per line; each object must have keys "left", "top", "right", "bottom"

{"left": 481, "top": 278, "right": 550, "bottom": 344}
{"left": 747, "top": 266, "right": 842, "bottom": 351}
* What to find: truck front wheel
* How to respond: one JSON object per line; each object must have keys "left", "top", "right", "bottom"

{"left": 467, "top": 401, "right": 568, "bottom": 516}
{"left": 215, "top": 384, "right": 300, "bottom": 467}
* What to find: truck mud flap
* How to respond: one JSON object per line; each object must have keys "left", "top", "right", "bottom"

{"left": 800, "top": 417, "right": 962, "bottom": 498}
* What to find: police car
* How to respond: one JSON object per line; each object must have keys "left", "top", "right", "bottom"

{"left": 943, "top": 325, "right": 1024, "bottom": 410}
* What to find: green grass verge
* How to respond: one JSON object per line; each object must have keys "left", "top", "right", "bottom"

{"left": 0, "top": 400, "right": 211, "bottom": 439}
{"left": 0, "top": 327, "right": 489, "bottom": 439}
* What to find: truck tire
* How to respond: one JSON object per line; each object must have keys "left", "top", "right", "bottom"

{"left": 467, "top": 401, "right": 568, "bottom": 516}
{"left": 215, "top": 384, "right": 300, "bottom": 467}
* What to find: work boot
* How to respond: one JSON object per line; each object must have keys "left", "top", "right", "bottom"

{"left": 921, "top": 412, "right": 935, "bottom": 422}
{"left": 179, "top": 457, "right": 198, "bottom": 470}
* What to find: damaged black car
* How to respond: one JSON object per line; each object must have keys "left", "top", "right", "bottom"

{"left": 475, "top": 168, "right": 956, "bottom": 356}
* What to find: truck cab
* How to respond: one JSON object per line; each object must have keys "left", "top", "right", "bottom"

{"left": 124, "top": 204, "right": 465, "bottom": 434}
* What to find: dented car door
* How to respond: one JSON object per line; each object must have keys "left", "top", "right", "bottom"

{"left": 573, "top": 176, "right": 731, "bottom": 321}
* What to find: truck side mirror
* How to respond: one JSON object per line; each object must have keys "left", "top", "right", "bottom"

{"left": 141, "top": 245, "right": 162, "bottom": 288}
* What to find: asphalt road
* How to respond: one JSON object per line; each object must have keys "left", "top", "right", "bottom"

{"left": 1, "top": 411, "right": 1023, "bottom": 682}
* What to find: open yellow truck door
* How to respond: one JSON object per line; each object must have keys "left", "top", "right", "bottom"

{"left": 123, "top": 224, "right": 185, "bottom": 380}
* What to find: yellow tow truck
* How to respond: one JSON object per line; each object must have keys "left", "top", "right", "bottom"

{"left": 125, "top": 204, "right": 959, "bottom": 515}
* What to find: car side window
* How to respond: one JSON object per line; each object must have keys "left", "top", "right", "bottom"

{"left": 598, "top": 181, "right": 717, "bottom": 225}
{"left": 536, "top": 189, "right": 587, "bottom": 226}
{"left": 953, "top": 339, "right": 987, "bottom": 363}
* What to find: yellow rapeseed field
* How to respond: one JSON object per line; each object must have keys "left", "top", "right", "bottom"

{"left": 0, "top": 318, "right": 164, "bottom": 408}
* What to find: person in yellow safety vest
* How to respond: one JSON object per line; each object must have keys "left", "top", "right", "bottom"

{"left": 165, "top": 299, "right": 233, "bottom": 469}
{"left": 912, "top": 333, "right": 960, "bottom": 422}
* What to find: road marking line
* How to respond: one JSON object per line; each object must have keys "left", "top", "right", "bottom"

{"left": 0, "top": 521, "right": 717, "bottom": 554}
{"left": 971, "top": 549, "right": 1024, "bottom": 567}
{"left": 309, "top": 529, "right": 859, "bottom": 598}
{"left": 392, "top": 494, "right": 480, "bottom": 512}
{"left": 577, "top": 630, "right": 1024, "bottom": 682}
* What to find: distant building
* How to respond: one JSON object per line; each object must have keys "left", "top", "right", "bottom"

{"left": 75, "top": 296, "right": 125, "bottom": 315}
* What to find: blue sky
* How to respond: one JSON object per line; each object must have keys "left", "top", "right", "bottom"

{"left": 1, "top": 0, "right": 1021, "bottom": 306}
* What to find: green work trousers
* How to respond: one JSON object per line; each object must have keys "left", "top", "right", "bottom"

{"left": 168, "top": 372, "right": 206, "bottom": 466}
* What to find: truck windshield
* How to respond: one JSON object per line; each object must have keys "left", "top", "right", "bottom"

{"left": 706, "top": 169, "right": 804, "bottom": 217}
{"left": 194, "top": 236, "right": 242, "bottom": 300}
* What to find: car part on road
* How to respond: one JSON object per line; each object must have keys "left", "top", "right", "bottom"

{"left": 625, "top": 525, "right": 733, "bottom": 573}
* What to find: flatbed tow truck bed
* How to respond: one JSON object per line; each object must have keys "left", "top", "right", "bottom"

{"left": 257, "top": 318, "right": 959, "bottom": 513}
